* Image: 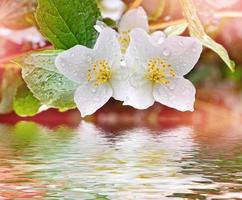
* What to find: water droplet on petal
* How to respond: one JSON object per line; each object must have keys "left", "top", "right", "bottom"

{"left": 157, "top": 38, "right": 164, "bottom": 45}
{"left": 86, "top": 56, "right": 92, "bottom": 63}
{"left": 120, "top": 59, "right": 126, "bottom": 68}
{"left": 163, "top": 48, "right": 171, "bottom": 57}
{"left": 69, "top": 52, "right": 74, "bottom": 57}
{"left": 179, "top": 41, "right": 184, "bottom": 46}
{"left": 91, "top": 87, "right": 97, "bottom": 93}
{"left": 168, "top": 82, "right": 176, "bottom": 90}
{"left": 135, "top": 56, "right": 139, "bottom": 62}
{"left": 192, "top": 47, "right": 197, "bottom": 53}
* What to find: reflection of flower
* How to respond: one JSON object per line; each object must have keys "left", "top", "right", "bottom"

{"left": 124, "top": 28, "right": 202, "bottom": 111}
{"left": 65, "top": 124, "right": 204, "bottom": 199}
{"left": 55, "top": 28, "right": 128, "bottom": 117}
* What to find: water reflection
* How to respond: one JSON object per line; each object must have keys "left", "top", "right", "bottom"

{"left": 0, "top": 122, "right": 242, "bottom": 199}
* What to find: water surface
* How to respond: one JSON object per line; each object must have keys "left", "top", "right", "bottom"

{"left": 0, "top": 121, "right": 242, "bottom": 199}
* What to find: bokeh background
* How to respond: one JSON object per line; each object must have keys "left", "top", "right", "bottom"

{"left": 0, "top": 1, "right": 242, "bottom": 199}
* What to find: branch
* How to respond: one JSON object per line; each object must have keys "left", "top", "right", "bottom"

{"left": 214, "top": 11, "right": 242, "bottom": 19}
{"left": 128, "top": 0, "right": 142, "bottom": 9}
{"left": 149, "top": 19, "right": 186, "bottom": 31}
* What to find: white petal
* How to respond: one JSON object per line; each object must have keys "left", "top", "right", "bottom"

{"left": 124, "top": 78, "right": 154, "bottom": 109}
{"left": 55, "top": 45, "right": 94, "bottom": 83}
{"left": 125, "top": 28, "right": 159, "bottom": 72}
{"left": 74, "top": 83, "right": 113, "bottom": 117}
{"left": 111, "top": 79, "right": 129, "bottom": 101}
{"left": 159, "top": 36, "right": 202, "bottom": 76}
{"left": 153, "top": 77, "right": 196, "bottom": 112}
{"left": 110, "top": 67, "right": 130, "bottom": 101}
{"left": 94, "top": 20, "right": 108, "bottom": 33}
{"left": 100, "top": 0, "right": 126, "bottom": 21}
{"left": 118, "top": 7, "right": 149, "bottom": 32}
{"left": 94, "top": 28, "right": 121, "bottom": 68}
{"left": 150, "top": 31, "right": 166, "bottom": 45}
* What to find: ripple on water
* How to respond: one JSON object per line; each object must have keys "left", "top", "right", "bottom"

{"left": 0, "top": 122, "right": 242, "bottom": 199}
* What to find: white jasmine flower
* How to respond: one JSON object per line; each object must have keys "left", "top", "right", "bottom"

{"left": 55, "top": 28, "right": 128, "bottom": 117}
{"left": 98, "top": 6, "right": 165, "bottom": 52}
{"left": 124, "top": 28, "right": 203, "bottom": 111}
{"left": 95, "top": 7, "right": 165, "bottom": 52}
{"left": 95, "top": 7, "right": 149, "bottom": 36}
{"left": 118, "top": 7, "right": 149, "bottom": 53}
{"left": 118, "top": 6, "right": 149, "bottom": 33}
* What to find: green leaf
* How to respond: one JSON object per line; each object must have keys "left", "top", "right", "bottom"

{"left": 13, "top": 83, "right": 41, "bottom": 116}
{"left": 179, "top": 0, "right": 235, "bottom": 72}
{"left": 201, "top": 35, "right": 235, "bottom": 72}
{"left": 93, "top": 195, "right": 110, "bottom": 200}
{"left": 224, "top": 64, "right": 242, "bottom": 82}
{"left": 15, "top": 50, "right": 79, "bottom": 110}
{"left": 102, "top": 18, "right": 117, "bottom": 28}
{"left": 164, "top": 22, "right": 188, "bottom": 36}
{"left": 35, "top": 0, "right": 101, "bottom": 49}
{"left": 187, "top": 66, "right": 213, "bottom": 84}
{"left": 0, "top": 66, "right": 22, "bottom": 114}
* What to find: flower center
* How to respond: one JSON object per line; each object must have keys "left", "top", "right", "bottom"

{"left": 147, "top": 58, "right": 175, "bottom": 85}
{"left": 87, "top": 59, "right": 112, "bottom": 86}
{"left": 118, "top": 31, "right": 130, "bottom": 53}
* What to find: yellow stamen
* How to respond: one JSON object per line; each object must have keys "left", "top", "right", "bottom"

{"left": 147, "top": 58, "right": 175, "bottom": 85}
{"left": 87, "top": 59, "right": 112, "bottom": 86}
{"left": 118, "top": 31, "right": 130, "bottom": 53}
